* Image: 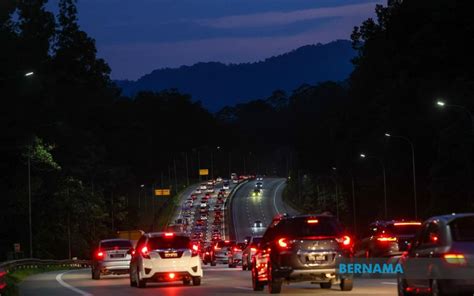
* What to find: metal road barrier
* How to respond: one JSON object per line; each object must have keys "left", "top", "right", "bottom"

{"left": 0, "top": 258, "right": 90, "bottom": 293}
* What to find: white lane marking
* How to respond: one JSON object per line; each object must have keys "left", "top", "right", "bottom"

{"left": 381, "top": 281, "right": 397, "bottom": 285}
{"left": 56, "top": 270, "right": 92, "bottom": 296}
{"left": 272, "top": 181, "right": 285, "bottom": 214}
{"left": 234, "top": 286, "right": 253, "bottom": 290}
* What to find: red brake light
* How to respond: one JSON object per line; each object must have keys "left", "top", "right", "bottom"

{"left": 307, "top": 219, "right": 319, "bottom": 224}
{"left": 225, "top": 240, "right": 229, "bottom": 243}
{"left": 141, "top": 245, "right": 150, "bottom": 258}
{"left": 96, "top": 251, "right": 104, "bottom": 259}
{"left": 278, "top": 238, "right": 288, "bottom": 248}
{"left": 165, "top": 232, "right": 174, "bottom": 237}
{"left": 192, "top": 244, "right": 199, "bottom": 251}
{"left": 377, "top": 236, "right": 397, "bottom": 242}
{"left": 233, "top": 247, "right": 241, "bottom": 252}
{"left": 168, "top": 272, "right": 175, "bottom": 279}
{"left": 336, "top": 235, "right": 352, "bottom": 247}
{"left": 214, "top": 245, "right": 220, "bottom": 250}
{"left": 443, "top": 253, "right": 466, "bottom": 265}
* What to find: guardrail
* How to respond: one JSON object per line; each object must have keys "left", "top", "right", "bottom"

{"left": 224, "top": 180, "right": 249, "bottom": 240}
{"left": 0, "top": 258, "right": 90, "bottom": 293}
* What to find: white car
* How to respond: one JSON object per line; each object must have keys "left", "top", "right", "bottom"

{"left": 223, "top": 182, "right": 230, "bottom": 190}
{"left": 130, "top": 232, "right": 203, "bottom": 288}
{"left": 206, "top": 186, "right": 215, "bottom": 193}
{"left": 200, "top": 202, "right": 207, "bottom": 209}
{"left": 199, "top": 183, "right": 207, "bottom": 190}
{"left": 216, "top": 177, "right": 223, "bottom": 182}
{"left": 232, "top": 179, "right": 239, "bottom": 184}
{"left": 194, "top": 188, "right": 202, "bottom": 194}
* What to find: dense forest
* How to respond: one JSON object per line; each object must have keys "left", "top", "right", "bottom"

{"left": 1, "top": 0, "right": 473, "bottom": 260}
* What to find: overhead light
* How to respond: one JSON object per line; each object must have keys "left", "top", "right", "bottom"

{"left": 25, "top": 72, "right": 34, "bottom": 77}
{"left": 437, "top": 101, "right": 445, "bottom": 106}
{"left": 385, "top": 133, "right": 391, "bottom": 137}
{"left": 360, "top": 154, "right": 366, "bottom": 158}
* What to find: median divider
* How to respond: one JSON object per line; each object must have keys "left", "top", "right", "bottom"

{"left": 224, "top": 180, "right": 249, "bottom": 240}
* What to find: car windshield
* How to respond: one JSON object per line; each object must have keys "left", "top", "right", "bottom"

{"left": 450, "top": 216, "right": 474, "bottom": 242}
{"left": 386, "top": 224, "right": 421, "bottom": 236}
{"left": 148, "top": 236, "right": 190, "bottom": 249}
{"left": 100, "top": 240, "right": 132, "bottom": 250}
{"left": 279, "top": 217, "right": 344, "bottom": 237}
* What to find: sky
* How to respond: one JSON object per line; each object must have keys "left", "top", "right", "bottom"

{"left": 49, "top": 0, "right": 384, "bottom": 80}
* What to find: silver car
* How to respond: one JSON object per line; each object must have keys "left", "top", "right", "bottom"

{"left": 241, "top": 236, "right": 262, "bottom": 270}
{"left": 213, "top": 240, "right": 235, "bottom": 264}
{"left": 92, "top": 239, "right": 133, "bottom": 279}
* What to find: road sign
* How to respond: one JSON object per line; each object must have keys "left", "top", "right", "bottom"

{"left": 155, "top": 189, "right": 171, "bottom": 196}
{"left": 199, "top": 169, "right": 209, "bottom": 176}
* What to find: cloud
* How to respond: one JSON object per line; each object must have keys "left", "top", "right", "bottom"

{"left": 197, "top": 2, "right": 382, "bottom": 29}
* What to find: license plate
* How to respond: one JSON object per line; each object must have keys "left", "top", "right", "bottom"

{"left": 308, "top": 254, "right": 326, "bottom": 261}
{"left": 110, "top": 254, "right": 125, "bottom": 258}
{"left": 164, "top": 252, "right": 178, "bottom": 258}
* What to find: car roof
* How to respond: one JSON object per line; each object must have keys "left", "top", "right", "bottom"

{"left": 425, "top": 213, "right": 474, "bottom": 224}
{"left": 100, "top": 238, "right": 131, "bottom": 243}
{"left": 146, "top": 232, "right": 188, "bottom": 238}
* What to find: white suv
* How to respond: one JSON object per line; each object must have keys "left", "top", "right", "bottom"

{"left": 129, "top": 232, "right": 203, "bottom": 288}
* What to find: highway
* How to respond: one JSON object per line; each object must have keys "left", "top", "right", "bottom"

{"left": 19, "top": 178, "right": 397, "bottom": 295}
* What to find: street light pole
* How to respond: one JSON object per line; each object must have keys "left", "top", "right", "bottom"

{"left": 361, "top": 154, "right": 388, "bottom": 219}
{"left": 437, "top": 100, "right": 474, "bottom": 132}
{"left": 385, "top": 133, "right": 418, "bottom": 218}
{"left": 28, "top": 155, "right": 32, "bottom": 258}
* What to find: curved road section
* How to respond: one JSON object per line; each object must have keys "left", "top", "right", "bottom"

{"left": 19, "top": 178, "right": 397, "bottom": 295}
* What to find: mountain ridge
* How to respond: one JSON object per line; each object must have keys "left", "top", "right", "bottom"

{"left": 116, "top": 40, "right": 356, "bottom": 111}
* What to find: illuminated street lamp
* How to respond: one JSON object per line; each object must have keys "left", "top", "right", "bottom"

{"left": 436, "top": 99, "right": 474, "bottom": 131}
{"left": 25, "top": 71, "right": 34, "bottom": 77}
{"left": 360, "top": 153, "right": 388, "bottom": 219}
{"left": 385, "top": 133, "right": 418, "bottom": 218}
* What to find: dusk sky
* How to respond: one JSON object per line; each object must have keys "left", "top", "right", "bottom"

{"left": 49, "top": 0, "right": 384, "bottom": 80}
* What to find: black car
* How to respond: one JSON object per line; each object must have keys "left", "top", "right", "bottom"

{"left": 202, "top": 245, "right": 216, "bottom": 266}
{"left": 398, "top": 213, "right": 474, "bottom": 296}
{"left": 251, "top": 213, "right": 354, "bottom": 293}
{"left": 354, "top": 220, "right": 422, "bottom": 258}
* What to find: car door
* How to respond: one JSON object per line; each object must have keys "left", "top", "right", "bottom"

{"left": 407, "top": 222, "right": 441, "bottom": 288}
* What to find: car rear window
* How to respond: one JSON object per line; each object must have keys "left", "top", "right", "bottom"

{"left": 148, "top": 236, "right": 190, "bottom": 249}
{"left": 386, "top": 224, "right": 421, "bottom": 236}
{"left": 279, "top": 217, "right": 344, "bottom": 237}
{"left": 216, "top": 241, "right": 235, "bottom": 248}
{"left": 252, "top": 237, "right": 262, "bottom": 244}
{"left": 100, "top": 240, "right": 132, "bottom": 249}
{"left": 450, "top": 216, "right": 474, "bottom": 242}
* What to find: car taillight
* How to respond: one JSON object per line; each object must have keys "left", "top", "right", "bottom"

{"left": 233, "top": 247, "right": 242, "bottom": 252}
{"left": 141, "top": 245, "right": 150, "bottom": 259}
{"left": 96, "top": 250, "right": 104, "bottom": 260}
{"left": 191, "top": 244, "right": 199, "bottom": 257}
{"left": 168, "top": 272, "right": 175, "bottom": 279}
{"left": 336, "top": 235, "right": 352, "bottom": 247}
{"left": 307, "top": 219, "right": 319, "bottom": 224}
{"left": 278, "top": 238, "right": 292, "bottom": 249}
{"left": 394, "top": 222, "right": 421, "bottom": 226}
{"left": 377, "top": 236, "right": 397, "bottom": 242}
{"left": 443, "top": 253, "right": 466, "bottom": 265}
{"left": 164, "top": 232, "right": 174, "bottom": 237}
{"left": 214, "top": 246, "right": 221, "bottom": 250}
{"left": 251, "top": 247, "right": 257, "bottom": 252}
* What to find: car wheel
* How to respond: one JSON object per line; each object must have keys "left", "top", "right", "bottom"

{"left": 251, "top": 265, "right": 264, "bottom": 291}
{"left": 320, "top": 282, "right": 332, "bottom": 289}
{"left": 129, "top": 269, "right": 137, "bottom": 287}
{"left": 137, "top": 268, "right": 147, "bottom": 288}
{"left": 192, "top": 276, "right": 201, "bottom": 286}
{"left": 340, "top": 278, "right": 353, "bottom": 291}
{"left": 183, "top": 278, "right": 191, "bottom": 285}
{"left": 92, "top": 268, "right": 101, "bottom": 280}
{"left": 397, "top": 277, "right": 412, "bottom": 296}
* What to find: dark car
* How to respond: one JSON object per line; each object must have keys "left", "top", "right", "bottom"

{"left": 91, "top": 239, "right": 133, "bottom": 279}
{"left": 251, "top": 214, "right": 354, "bottom": 293}
{"left": 355, "top": 220, "right": 422, "bottom": 258}
{"left": 202, "top": 245, "right": 216, "bottom": 266}
{"left": 398, "top": 213, "right": 474, "bottom": 296}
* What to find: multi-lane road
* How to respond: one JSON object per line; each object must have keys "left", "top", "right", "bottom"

{"left": 19, "top": 178, "right": 397, "bottom": 295}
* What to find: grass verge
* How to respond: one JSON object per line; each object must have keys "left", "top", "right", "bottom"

{"left": 281, "top": 186, "right": 306, "bottom": 213}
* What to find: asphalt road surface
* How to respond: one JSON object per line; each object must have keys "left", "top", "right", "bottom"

{"left": 19, "top": 178, "right": 398, "bottom": 295}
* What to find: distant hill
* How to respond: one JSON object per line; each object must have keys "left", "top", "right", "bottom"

{"left": 116, "top": 40, "right": 356, "bottom": 111}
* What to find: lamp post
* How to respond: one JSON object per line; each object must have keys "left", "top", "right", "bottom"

{"left": 436, "top": 100, "right": 474, "bottom": 132}
{"left": 360, "top": 153, "right": 388, "bottom": 219}
{"left": 385, "top": 133, "right": 418, "bottom": 218}
{"left": 332, "top": 167, "right": 357, "bottom": 235}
